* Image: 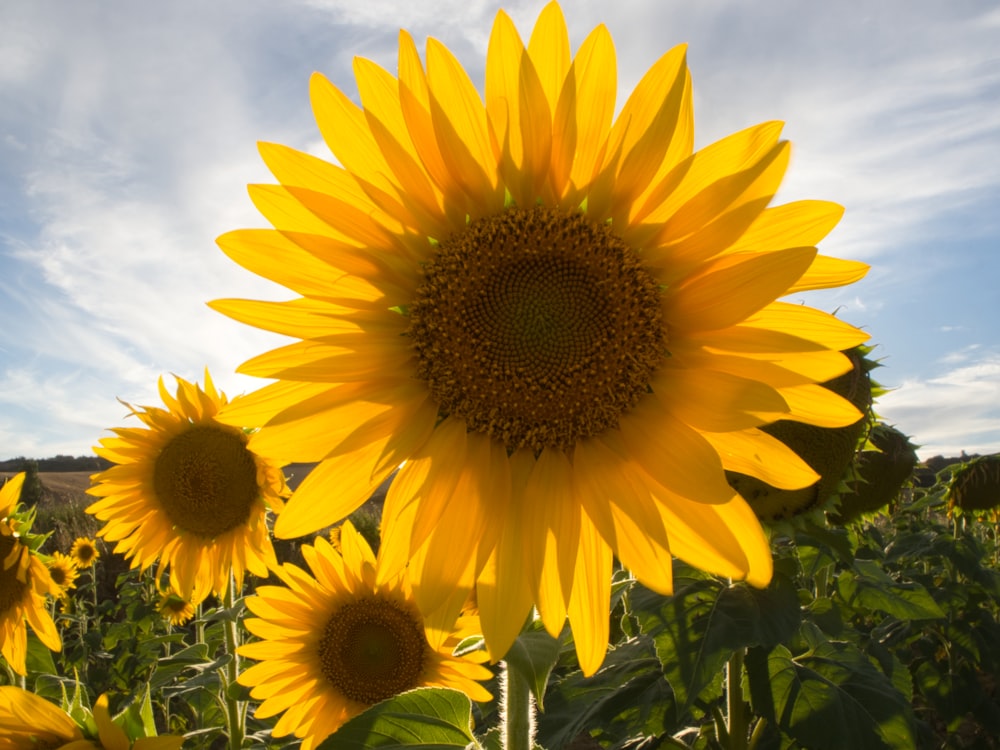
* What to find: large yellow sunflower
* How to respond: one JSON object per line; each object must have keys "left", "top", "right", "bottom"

{"left": 212, "top": 2, "right": 870, "bottom": 673}
{"left": 0, "top": 687, "right": 184, "bottom": 749}
{"left": 86, "top": 371, "right": 289, "bottom": 604}
{"left": 0, "top": 473, "right": 61, "bottom": 676}
{"left": 238, "top": 520, "right": 492, "bottom": 749}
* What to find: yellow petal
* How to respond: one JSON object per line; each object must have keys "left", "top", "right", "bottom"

{"left": 665, "top": 246, "right": 817, "bottom": 332}
{"left": 527, "top": 2, "right": 570, "bottom": 114}
{"left": 94, "top": 694, "right": 130, "bottom": 750}
{"left": 763, "top": 384, "right": 863, "bottom": 428}
{"left": 589, "top": 45, "right": 689, "bottom": 218}
{"left": 701, "top": 428, "right": 820, "bottom": 489}
{"left": 610, "top": 46, "right": 691, "bottom": 215}
{"left": 522, "top": 448, "right": 578, "bottom": 638}
{"left": 619, "top": 394, "right": 745, "bottom": 505}
{"left": 273, "top": 441, "right": 397, "bottom": 538}
{"left": 426, "top": 38, "right": 500, "bottom": 208}
{"left": 309, "top": 72, "right": 401, "bottom": 205}
{"left": 555, "top": 23, "right": 616, "bottom": 198}
{"left": 727, "top": 199, "right": 844, "bottom": 254}
{"left": 636, "top": 120, "right": 784, "bottom": 226}
{"left": 397, "top": 30, "right": 460, "bottom": 215}
{"left": 646, "top": 481, "right": 772, "bottom": 586}
{"left": 650, "top": 141, "right": 789, "bottom": 246}
{"left": 787, "top": 254, "right": 870, "bottom": 292}
{"left": 476, "top": 449, "right": 535, "bottom": 662}
{"left": 567, "top": 507, "right": 613, "bottom": 676}
{"left": 653, "top": 366, "right": 788, "bottom": 431}
{"left": 572, "top": 435, "right": 672, "bottom": 596}
{"left": 741, "top": 302, "right": 871, "bottom": 350}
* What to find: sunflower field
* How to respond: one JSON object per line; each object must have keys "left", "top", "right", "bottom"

{"left": 2, "top": 2, "right": 998, "bottom": 749}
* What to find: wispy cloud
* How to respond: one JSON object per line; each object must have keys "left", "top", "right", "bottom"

{"left": 877, "top": 350, "right": 1000, "bottom": 459}
{"left": 1, "top": 0, "right": 998, "bottom": 459}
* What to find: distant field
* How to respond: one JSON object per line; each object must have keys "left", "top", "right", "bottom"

{"left": 0, "top": 470, "right": 93, "bottom": 503}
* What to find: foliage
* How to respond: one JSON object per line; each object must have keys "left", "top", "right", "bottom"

{"left": 4, "top": 456, "right": 999, "bottom": 749}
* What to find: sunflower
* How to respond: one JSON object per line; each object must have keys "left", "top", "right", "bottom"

{"left": 0, "top": 473, "right": 61, "bottom": 676}
{"left": 69, "top": 537, "right": 100, "bottom": 568}
{"left": 238, "top": 520, "right": 492, "bottom": 749}
{"left": 212, "top": 2, "right": 870, "bottom": 673}
{"left": 157, "top": 589, "right": 197, "bottom": 626}
{"left": 47, "top": 551, "right": 80, "bottom": 597}
{"left": 0, "top": 687, "right": 184, "bottom": 749}
{"left": 86, "top": 371, "right": 290, "bottom": 605}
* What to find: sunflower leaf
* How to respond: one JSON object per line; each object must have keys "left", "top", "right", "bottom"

{"left": 317, "top": 687, "right": 478, "bottom": 749}
{"left": 631, "top": 563, "right": 800, "bottom": 717}
{"left": 751, "top": 629, "right": 917, "bottom": 750}
{"left": 503, "top": 625, "right": 563, "bottom": 712}
{"left": 836, "top": 559, "right": 946, "bottom": 621}
{"left": 535, "top": 636, "right": 674, "bottom": 749}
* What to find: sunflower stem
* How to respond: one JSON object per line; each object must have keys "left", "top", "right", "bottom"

{"left": 727, "top": 648, "right": 748, "bottom": 750}
{"left": 221, "top": 579, "right": 246, "bottom": 750}
{"left": 501, "top": 660, "right": 535, "bottom": 750}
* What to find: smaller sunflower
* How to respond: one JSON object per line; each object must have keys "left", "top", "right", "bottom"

{"left": 0, "top": 687, "right": 184, "bottom": 749}
{"left": 87, "top": 371, "right": 290, "bottom": 605}
{"left": 239, "top": 520, "right": 493, "bottom": 749}
{"left": 46, "top": 551, "right": 80, "bottom": 597}
{"left": 157, "top": 589, "right": 197, "bottom": 627}
{"left": 0, "top": 473, "right": 61, "bottom": 676}
{"left": 69, "top": 537, "right": 101, "bottom": 568}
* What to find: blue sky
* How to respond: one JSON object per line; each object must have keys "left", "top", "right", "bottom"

{"left": 1, "top": 0, "right": 998, "bottom": 461}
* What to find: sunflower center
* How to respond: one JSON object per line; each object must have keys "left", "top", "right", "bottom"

{"left": 0, "top": 535, "right": 27, "bottom": 616}
{"left": 153, "top": 425, "right": 259, "bottom": 539}
{"left": 409, "top": 206, "right": 665, "bottom": 451}
{"left": 318, "top": 596, "right": 428, "bottom": 705}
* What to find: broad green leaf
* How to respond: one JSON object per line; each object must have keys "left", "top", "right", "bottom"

{"left": 755, "top": 634, "right": 917, "bottom": 750}
{"left": 536, "top": 637, "right": 674, "bottom": 750}
{"left": 504, "top": 626, "right": 562, "bottom": 711}
{"left": 837, "top": 560, "right": 945, "bottom": 621}
{"left": 631, "top": 564, "right": 800, "bottom": 715}
{"left": 26, "top": 631, "right": 58, "bottom": 675}
{"left": 807, "top": 597, "right": 844, "bottom": 638}
{"left": 317, "top": 687, "right": 478, "bottom": 749}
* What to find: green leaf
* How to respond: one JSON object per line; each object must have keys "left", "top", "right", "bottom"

{"left": 837, "top": 560, "right": 945, "bottom": 621}
{"left": 503, "top": 626, "right": 562, "bottom": 712}
{"left": 536, "top": 637, "right": 674, "bottom": 750}
{"left": 631, "top": 565, "right": 800, "bottom": 715}
{"left": 317, "top": 687, "right": 478, "bottom": 750}
{"left": 756, "top": 633, "right": 917, "bottom": 750}
{"left": 807, "top": 597, "right": 844, "bottom": 638}
{"left": 117, "top": 684, "right": 158, "bottom": 741}
{"left": 26, "top": 631, "right": 58, "bottom": 675}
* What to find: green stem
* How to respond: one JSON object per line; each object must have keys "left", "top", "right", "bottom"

{"left": 501, "top": 661, "right": 535, "bottom": 750}
{"left": 727, "top": 648, "right": 748, "bottom": 750}
{"left": 195, "top": 601, "right": 205, "bottom": 645}
{"left": 221, "top": 580, "right": 246, "bottom": 750}
{"left": 747, "top": 717, "right": 768, "bottom": 750}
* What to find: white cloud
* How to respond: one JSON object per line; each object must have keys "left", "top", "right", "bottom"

{"left": 1, "top": 0, "right": 999, "bottom": 459}
{"left": 877, "top": 351, "right": 1000, "bottom": 459}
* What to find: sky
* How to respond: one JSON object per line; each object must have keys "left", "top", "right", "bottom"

{"left": 1, "top": 0, "right": 998, "bottom": 462}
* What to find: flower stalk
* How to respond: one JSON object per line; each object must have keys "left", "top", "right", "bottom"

{"left": 221, "top": 579, "right": 246, "bottom": 750}
{"left": 501, "top": 661, "right": 535, "bottom": 750}
{"left": 727, "top": 648, "right": 748, "bottom": 750}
